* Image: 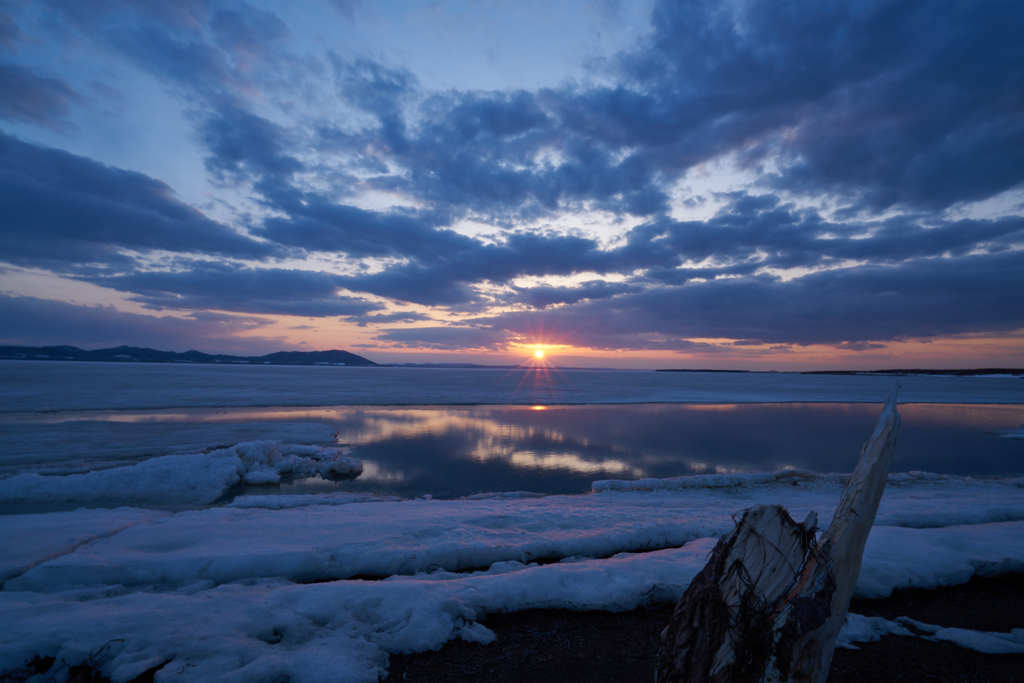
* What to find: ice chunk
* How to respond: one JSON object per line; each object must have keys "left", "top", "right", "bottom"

{"left": 0, "top": 453, "right": 242, "bottom": 506}
{"left": 225, "top": 441, "right": 361, "bottom": 481}
{"left": 838, "top": 613, "right": 1024, "bottom": 654}
{"left": 836, "top": 613, "right": 912, "bottom": 649}
{"left": 896, "top": 617, "right": 1024, "bottom": 654}
{"left": 0, "top": 442, "right": 362, "bottom": 508}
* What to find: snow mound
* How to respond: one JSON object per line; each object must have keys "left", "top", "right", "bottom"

{"left": 896, "top": 617, "right": 1024, "bottom": 654}
{"left": 2, "top": 476, "right": 1024, "bottom": 682}
{"left": 7, "top": 476, "right": 1024, "bottom": 592}
{"left": 0, "top": 543, "right": 713, "bottom": 683}
{"left": 836, "top": 613, "right": 913, "bottom": 648}
{"left": 857, "top": 521, "right": 1024, "bottom": 597}
{"left": 2, "top": 523, "right": 1024, "bottom": 682}
{"left": 0, "top": 442, "right": 361, "bottom": 507}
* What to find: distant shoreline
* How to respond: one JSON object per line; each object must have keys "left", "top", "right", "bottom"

{"left": 2, "top": 345, "right": 1022, "bottom": 376}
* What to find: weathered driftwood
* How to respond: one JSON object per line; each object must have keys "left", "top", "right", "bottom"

{"left": 656, "top": 393, "right": 901, "bottom": 683}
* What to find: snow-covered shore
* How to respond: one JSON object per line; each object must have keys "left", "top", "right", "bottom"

{"left": 3, "top": 471, "right": 1024, "bottom": 682}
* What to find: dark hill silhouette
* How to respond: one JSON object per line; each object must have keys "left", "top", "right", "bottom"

{"left": 0, "top": 345, "right": 376, "bottom": 366}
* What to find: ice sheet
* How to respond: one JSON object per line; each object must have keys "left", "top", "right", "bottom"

{"left": 227, "top": 492, "right": 396, "bottom": 509}
{"left": 3, "top": 362, "right": 1023, "bottom": 412}
{"left": 0, "top": 508, "right": 166, "bottom": 584}
{"left": 7, "top": 473, "right": 1024, "bottom": 592}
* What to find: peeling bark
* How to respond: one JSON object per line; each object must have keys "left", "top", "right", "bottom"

{"left": 656, "top": 393, "right": 901, "bottom": 683}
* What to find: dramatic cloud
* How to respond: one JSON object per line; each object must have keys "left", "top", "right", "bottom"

{"left": 0, "top": 295, "right": 280, "bottom": 353}
{"left": 89, "top": 263, "right": 380, "bottom": 317}
{"left": 2, "top": 0, "right": 1022, "bottom": 364}
{"left": 375, "top": 325, "right": 512, "bottom": 351}
{"left": 0, "top": 64, "right": 78, "bottom": 130}
{"left": 0, "top": 12, "right": 18, "bottom": 50}
{"left": 507, "top": 280, "right": 640, "bottom": 309}
{"left": 0, "top": 133, "right": 272, "bottom": 270}
{"left": 470, "top": 250, "right": 1024, "bottom": 348}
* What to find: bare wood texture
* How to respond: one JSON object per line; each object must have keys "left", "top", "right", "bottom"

{"left": 656, "top": 394, "right": 900, "bottom": 683}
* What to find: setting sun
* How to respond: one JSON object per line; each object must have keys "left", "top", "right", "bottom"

{"left": 534, "top": 348, "right": 545, "bottom": 359}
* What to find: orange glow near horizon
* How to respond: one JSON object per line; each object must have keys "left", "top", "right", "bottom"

{"left": 231, "top": 315, "right": 1024, "bottom": 371}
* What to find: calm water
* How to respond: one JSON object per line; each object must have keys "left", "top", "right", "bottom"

{"left": 2, "top": 401, "right": 1022, "bottom": 498}
{"left": 2, "top": 361, "right": 1022, "bottom": 498}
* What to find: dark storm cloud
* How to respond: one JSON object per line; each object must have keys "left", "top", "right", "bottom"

{"left": 333, "top": 193, "right": 1024, "bottom": 308}
{"left": 198, "top": 102, "right": 302, "bottom": 186}
{"left": 0, "top": 132, "right": 272, "bottom": 269}
{"left": 8, "top": 0, "right": 1023, "bottom": 354}
{"left": 507, "top": 280, "right": 639, "bottom": 309}
{"left": 107, "top": 23, "right": 233, "bottom": 99}
{"left": 89, "top": 263, "right": 380, "bottom": 318}
{"left": 44, "top": 0, "right": 237, "bottom": 99}
{"left": 613, "top": 0, "right": 1024, "bottom": 211}
{"left": 374, "top": 322, "right": 719, "bottom": 353}
{"left": 0, "top": 12, "right": 18, "bottom": 50}
{"left": 356, "top": 86, "right": 670, "bottom": 218}
{"left": 330, "top": 56, "right": 415, "bottom": 153}
{"left": 338, "top": 230, "right": 607, "bottom": 305}
{"left": 259, "top": 200, "right": 466, "bottom": 260}
{"left": 44, "top": 0, "right": 299, "bottom": 113}
{"left": 318, "top": 0, "right": 1024, "bottom": 219}
{"left": 617, "top": 196, "right": 1024, "bottom": 276}
{"left": 375, "top": 326, "right": 512, "bottom": 351}
{"left": 471, "top": 250, "right": 1024, "bottom": 348}
{"left": 0, "top": 63, "right": 79, "bottom": 129}
{"left": 0, "top": 295, "right": 279, "bottom": 352}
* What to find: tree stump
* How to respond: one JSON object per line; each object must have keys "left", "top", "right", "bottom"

{"left": 656, "top": 393, "right": 901, "bottom": 683}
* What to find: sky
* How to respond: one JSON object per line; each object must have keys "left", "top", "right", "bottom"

{"left": 1, "top": 0, "right": 1022, "bottom": 370}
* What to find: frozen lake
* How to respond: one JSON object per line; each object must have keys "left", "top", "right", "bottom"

{"left": 2, "top": 360, "right": 1024, "bottom": 681}
{"left": 2, "top": 360, "right": 1023, "bottom": 410}
{"left": 1, "top": 361, "right": 1022, "bottom": 498}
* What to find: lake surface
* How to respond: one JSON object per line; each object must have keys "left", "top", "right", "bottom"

{"left": 1, "top": 361, "right": 1021, "bottom": 499}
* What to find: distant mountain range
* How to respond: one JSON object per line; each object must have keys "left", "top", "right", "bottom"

{"left": 0, "top": 345, "right": 377, "bottom": 367}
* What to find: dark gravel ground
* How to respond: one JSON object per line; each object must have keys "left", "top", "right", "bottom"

{"left": 388, "top": 573, "right": 1024, "bottom": 682}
